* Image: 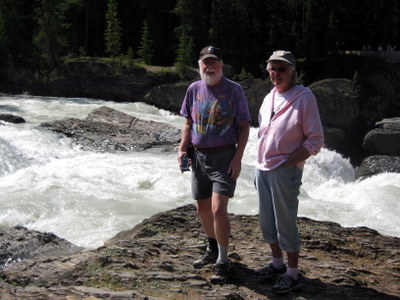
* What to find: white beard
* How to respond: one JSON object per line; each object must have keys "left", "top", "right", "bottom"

{"left": 200, "top": 69, "right": 223, "bottom": 85}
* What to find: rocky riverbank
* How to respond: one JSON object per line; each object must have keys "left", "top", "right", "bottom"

{"left": 0, "top": 204, "right": 399, "bottom": 299}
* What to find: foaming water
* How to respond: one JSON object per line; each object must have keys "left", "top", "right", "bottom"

{"left": 1, "top": 94, "right": 399, "bottom": 248}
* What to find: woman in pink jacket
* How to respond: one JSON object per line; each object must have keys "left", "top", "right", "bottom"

{"left": 254, "top": 50, "right": 324, "bottom": 294}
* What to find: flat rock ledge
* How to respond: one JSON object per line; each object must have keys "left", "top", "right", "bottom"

{"left": 0, "top": 205, "right": 399, "bottom": 299}
{"left": 40, "top": 106, "right": 181, "bottom": 152}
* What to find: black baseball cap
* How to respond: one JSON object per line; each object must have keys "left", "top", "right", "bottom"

{"left": 199, "top": 46, "right": 222, "bottom": 61}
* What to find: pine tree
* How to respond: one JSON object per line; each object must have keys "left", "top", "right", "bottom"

{"left": 138, "top": 20, "right": 154, "bottom": 65}
{"left": 175, "top": 31, "right": 194, "bottom": 77}
{"left": 0, "top": 0, "right": 26, "bottom": 62}
{"left": 104, "top": 0, "right": 122, "bottom": 59}
{"left": 34, "top": 0, "right": 69, "bottom": 69}
{"left": 173, "top": 0, "right": 195, "bottom": 77}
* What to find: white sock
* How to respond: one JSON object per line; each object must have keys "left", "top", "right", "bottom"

{"left": 216, "top": 244, "right": 228, "bottom": 264}
{"left": 272, "top": 257, "right": 284, "bottom": 269}
{"left": 286, "top": 267, "right": 299, "bottom": 280}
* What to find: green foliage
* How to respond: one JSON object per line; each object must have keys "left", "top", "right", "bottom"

{"left": 0, "top": 0, "right": 31, "bottom": 63}
{"left": 138, "top": 20, "right": 154, "bottom": 65}
{"left": 104, "top": 0, "right": 122, "bottom": 59}
{"left": 233, "top": 67, "right": 254, "bottom": 82}
{"left": 174, "top": 31, "right": 195, "bottom": 78}
{"left": 172, "top": 0, "right": 196, "bottom": 78}
{"left": 34, "top": 0, "right": 68, "bottom": 68}
{"left": 126, "top": 47, "right": 135, "bottom": 59}
{"left": 1, "top": 0, "right": 400, "bottom": 80}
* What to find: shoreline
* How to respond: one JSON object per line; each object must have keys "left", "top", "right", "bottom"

{"left": 1, "top": 204, "right": 399, "bottom": 299}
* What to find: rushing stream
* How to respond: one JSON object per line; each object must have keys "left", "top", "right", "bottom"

{"left": 1, "top": 94, "right": 399, "bottom": 248}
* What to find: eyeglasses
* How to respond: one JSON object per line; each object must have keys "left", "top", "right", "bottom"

{"left": 267, "top": 67, "right": 287, "bottom": 73}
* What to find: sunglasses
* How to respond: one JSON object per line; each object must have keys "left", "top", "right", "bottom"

{"left": 267, "top": 67, "right": 287, "bottom": 73}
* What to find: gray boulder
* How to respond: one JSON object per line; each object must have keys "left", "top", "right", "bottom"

{"left": 355, "top": 155, "right": 400, "bottom": 179}
{"left": 0, "top": 114, "right": 25, "bottom": 123}
{"left": 308, "top": 79, "right": 371, "bottom": 165}
{"left": 309, "top": 78, "right": 359, "bottom": 129}
{"left": 363, "top": 117, "right": 400, "bottom": 156}
{"left": 240, "top": 78, "right": 271, "bottom": 126}
{"left": 144, "top": 82, "right": 189, "bottom": 114}
{"left": 40, "top": 106, "right": 181, "bottom": 152}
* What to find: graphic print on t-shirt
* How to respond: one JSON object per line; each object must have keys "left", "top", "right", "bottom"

{"left": 193, "top": 93, "right": 234, "bottom": 138}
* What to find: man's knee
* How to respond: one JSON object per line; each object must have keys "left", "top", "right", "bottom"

{"left": 196, "top": 198, "right": 212, "bottom": 217}
{"left": 211, "top": 194, "right": 229, "bottom": 219}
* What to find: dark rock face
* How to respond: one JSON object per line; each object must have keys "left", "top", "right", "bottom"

{"left": 144, "top": 82, "right": 189, "bottom": 114}
{"left": 40, "top": 106, "right": 181, "bottom": 151}
{"left": 0, "top": 205, "right": 399, "bottom": 299}
{"left": 309, "top": 78, "right": 360, "bottom": 129}
{"left": 308, "top": 78, "right": 368, "bottom": 163}
{"left": 240, "top": 78, "right": 271, "bottom": 126}
{"left": 0, "top": 114, "right": 25, "bottom": 123}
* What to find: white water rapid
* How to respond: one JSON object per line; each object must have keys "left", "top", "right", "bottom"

{"left": 1, "top": 94, "right": 399, "bottom": 248}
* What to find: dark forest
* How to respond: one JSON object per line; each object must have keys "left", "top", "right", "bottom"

{"left": 0, "top": 0, "right": 399, "bottom": 78}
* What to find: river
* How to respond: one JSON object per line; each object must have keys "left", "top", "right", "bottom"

{"left": 1, "top": 94, "right": 399, "bottom": 248}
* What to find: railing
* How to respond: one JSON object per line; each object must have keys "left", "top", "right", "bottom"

{"left": 337, "top": 50, "right": 400, "bottom": 63}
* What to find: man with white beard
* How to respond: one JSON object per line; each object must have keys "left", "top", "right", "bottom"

{"left": 178, "top": 46, "right": 251, "bottom": 284}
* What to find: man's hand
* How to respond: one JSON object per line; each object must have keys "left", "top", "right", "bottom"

{"left": 228, "top": 157, "right": 241, "bottom": 180}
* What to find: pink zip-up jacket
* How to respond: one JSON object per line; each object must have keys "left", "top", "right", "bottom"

{"left": 256, "top": 84, "right": 324, "bottom": 171}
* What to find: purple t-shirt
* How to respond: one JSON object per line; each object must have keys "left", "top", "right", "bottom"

{"left": 180, "top": 77, "right": 251, "bottom": 148}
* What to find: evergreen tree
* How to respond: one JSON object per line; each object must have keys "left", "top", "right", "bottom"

{"left": 138, "top": 20, "right": 154, "bottom": 64}
{"left": 325, "top": 9, "right": 338, "bottom": 54}
{"left": 34, "top": 0, "right": 70, "bottom": 69}
{"left": 173, "top": 0, "right": 195, "bottom": 75}
{"left": 104, "top": 0, "right": 122, "bottom": 59}
{"left": 175, "top": 30, "right": 194, "bottom": 77}
{"left": 0, "top": 0, "right": 28, "bottom": 63}
{"left": 302, "top": 0, "right": 325, "bottom": 60}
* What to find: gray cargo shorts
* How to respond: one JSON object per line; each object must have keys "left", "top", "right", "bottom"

{"left": 191, "top": 147, "right": 236, "bottom": 200}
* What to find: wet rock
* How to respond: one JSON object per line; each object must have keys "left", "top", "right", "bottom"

{"left": 0, "top": 226, "right": 82, "bottom": 270}
{"left": 40, "top": 106, "right": 181, "bottom": 152}
{"left": 0, "top": 113, "right": 25, "bottom": 123}
{"left": 355, "top": 155, "right": 400, "bottom": 179}
{"left": 0, "top": 205, "right": 398, "bottom": 299}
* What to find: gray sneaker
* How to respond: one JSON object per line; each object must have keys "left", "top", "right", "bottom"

{"left": 272, "top": 274, "right": 301, "bottom": 294}
{"left": 210, "top": 261, "right": 231, "bottom": 285}
{"left": 254, "top": 262, "right": 286, "bottom": 279}
{"left": 193, "top": 250, "right": 218, "bottom": 268}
